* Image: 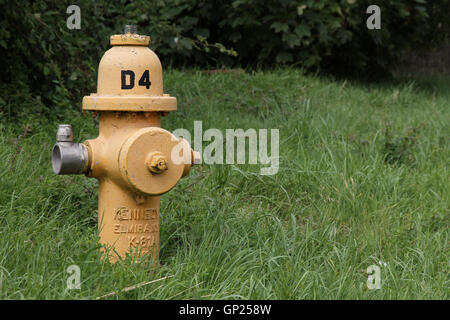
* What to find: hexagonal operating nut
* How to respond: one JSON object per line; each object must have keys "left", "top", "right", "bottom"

{"left": 56, "top": 124, "right": 74, "bottom": 142}
{"left": 146, "top": 152, "right": 168, "bottom": 174}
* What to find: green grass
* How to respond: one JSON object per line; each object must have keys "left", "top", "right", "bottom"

{"left": 0, "top": 69, "right": 448, "bottom": 299}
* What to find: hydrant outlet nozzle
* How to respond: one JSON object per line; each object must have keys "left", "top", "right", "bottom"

{"left": 52, "top": 124, "right": 89, "bottom": 175}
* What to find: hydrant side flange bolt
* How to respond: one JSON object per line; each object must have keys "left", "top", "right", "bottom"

{"left": 52, "top": 25, "right": 196, "bottom": 263}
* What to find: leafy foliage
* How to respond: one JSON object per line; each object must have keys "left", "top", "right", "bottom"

{"left": 0, "top": 0, "right": 448, "bottom": 118}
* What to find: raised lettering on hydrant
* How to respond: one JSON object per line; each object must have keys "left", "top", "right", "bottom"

{"left": 52, "top": 25, "right": 200, "bottom": 263}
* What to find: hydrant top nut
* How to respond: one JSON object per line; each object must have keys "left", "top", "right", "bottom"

{"left": 56, "top": 124, "right": 74, "bottom": 142}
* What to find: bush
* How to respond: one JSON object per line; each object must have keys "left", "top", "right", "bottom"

{"left": 0, "top": 0, "right": 448, "bottom": 118}
{"left": 156, "top": 0, "right": 449, "bottom": 74}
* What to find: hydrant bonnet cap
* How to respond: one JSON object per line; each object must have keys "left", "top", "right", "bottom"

{"left": 82, "top": 26, "right": 176, "bottom": 112}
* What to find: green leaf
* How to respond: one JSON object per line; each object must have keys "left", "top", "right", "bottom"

{"left": 283, "top": 33, "right": 300, "bottom": 48}
{"left": 270, "top": 22, "right": 289, "bottom": 33}
{"left": 295, "top": 24, "right": 311, "bottom": 39}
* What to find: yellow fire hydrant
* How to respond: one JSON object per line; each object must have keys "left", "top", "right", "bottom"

{"left": 52, "top": 25, "right": 199, "bottom": 263}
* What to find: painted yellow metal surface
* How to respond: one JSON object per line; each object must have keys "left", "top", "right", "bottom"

{"left": 78, "top": 28, "right": 196, "bottom": 263}
{"left": 82, "top": 31, "right": 176, "bottom": 112}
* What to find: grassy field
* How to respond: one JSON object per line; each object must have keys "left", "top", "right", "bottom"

{"left": 0, "top": 69, "right": 448, "bottom": 299}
